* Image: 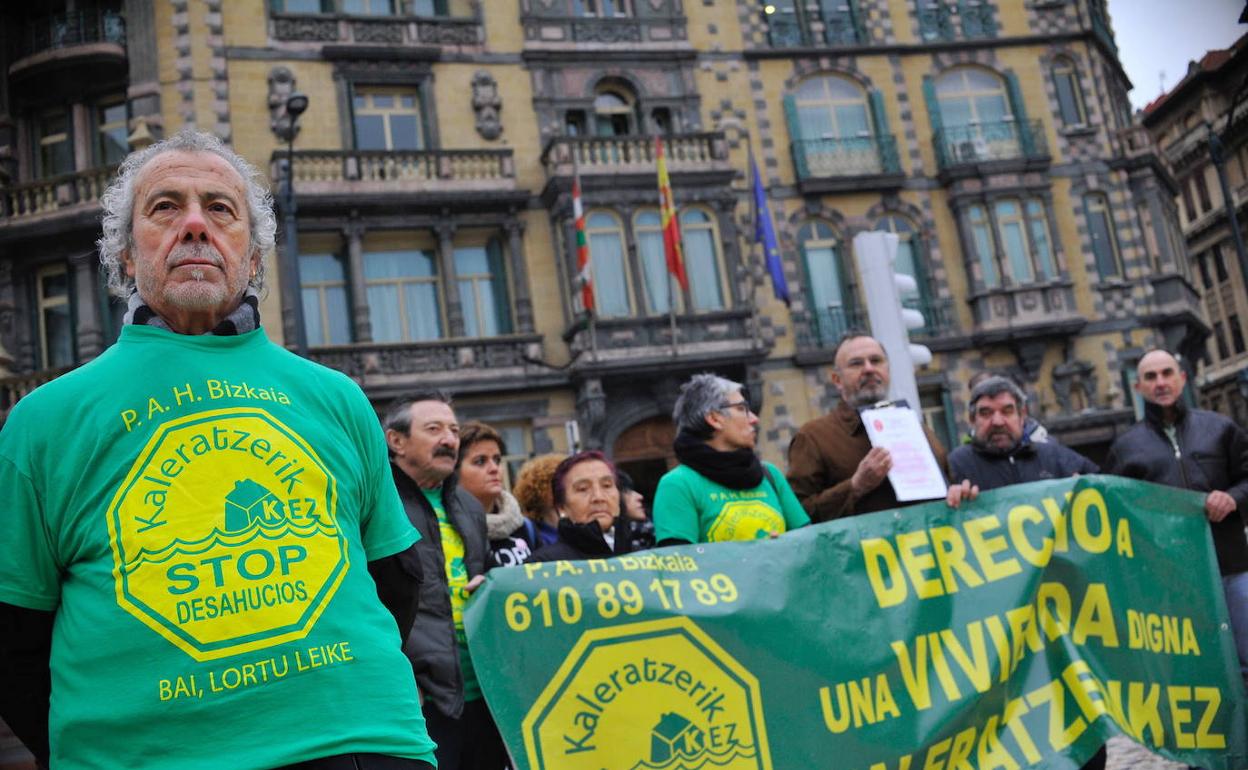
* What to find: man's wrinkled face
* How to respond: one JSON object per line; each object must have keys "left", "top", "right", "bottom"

{"left": 832, "top": 336, "right": 890, "bottom": 408}
{"left": 1135, "top": 351, "right": 1187, "bottom": 408}
{"left": 126, "top": 151, "right": 255, "bottom": 325}
{"left": 971, "top": 391, "right": 1026, "bottom": 451}
{"left": 390, "top": 400, "right": 460, "bottom": 485}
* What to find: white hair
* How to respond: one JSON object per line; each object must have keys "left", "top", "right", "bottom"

{"left": 96, "top": 128, "right": 276, "bottom": 297}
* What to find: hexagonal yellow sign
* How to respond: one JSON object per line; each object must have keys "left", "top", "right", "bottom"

{"left": 705, "top": 499, "right": 786, "bottom": 542}
{"left": 106, "top": 407, "right": 346, "bottom": 661}
{"left": 522, "top": 617, "right": 772, "bottom": 770}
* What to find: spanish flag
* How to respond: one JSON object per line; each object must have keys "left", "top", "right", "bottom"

{"left": 655, "top": 137, "right": 689, "bottom": 291}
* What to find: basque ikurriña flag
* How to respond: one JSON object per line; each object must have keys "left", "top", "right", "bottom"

{"left": 572, "top": 173, "right": 593, "bottom": 313}
{"left": 655, "top": 137, "right": 689, "bottom": 291}
{"left": 752, "top": 154, "right": 790, "bottom": 306}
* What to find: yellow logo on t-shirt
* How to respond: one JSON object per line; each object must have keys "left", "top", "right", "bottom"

{"left": 705, "top": 501, "right": 786, "bottom": 543}
{"left": 438, "top": 515, "right": 469, "bottom": 631}
{"left": 106, "top": 408, "right": 346, "bottom": 662}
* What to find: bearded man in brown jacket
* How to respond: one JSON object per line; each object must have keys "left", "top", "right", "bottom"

{"left": 787, "top": 332, "right": 953, "bottom": 522}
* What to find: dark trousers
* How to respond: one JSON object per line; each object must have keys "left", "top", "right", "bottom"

{"left": 277, "top": 755, "right": 435, "bottom": 770}
{"left": 423, "top": 697, "right": 510, "bottom": 770}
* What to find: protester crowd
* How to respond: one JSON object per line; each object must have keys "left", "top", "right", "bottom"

{"left": 1, "top": 130, "right": 1245, "bottom": 770}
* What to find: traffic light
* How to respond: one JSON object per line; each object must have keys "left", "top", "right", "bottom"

{"left": 852, "top": 231, "right": 932, "bottom": 411}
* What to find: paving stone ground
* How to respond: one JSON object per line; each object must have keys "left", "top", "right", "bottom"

{"left": 1106, "top": 735, "right": 1189, "bottom": 770}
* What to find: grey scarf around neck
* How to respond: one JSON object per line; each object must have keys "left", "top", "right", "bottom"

{"left": 123, "top": 288, "right": 261, "bottom": 335}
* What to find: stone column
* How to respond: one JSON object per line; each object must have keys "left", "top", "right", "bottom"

{"left": 69, "top": 251, "right": 103, "bottom": 360}
{"left": 344, "top": 219, "right": 371, "bottom": 342}
{"left": 436, "top": 221, "right": 464, "bottom": 338}
{"left": 504, "top": 217, "right": 534, "bottom": 333}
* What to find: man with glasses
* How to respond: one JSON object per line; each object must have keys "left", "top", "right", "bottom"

{"left": 652, "top": 373, "right": 809, "bottom": 544}
{"left": 787, "top": 332, "right": 952, "bottom": 521}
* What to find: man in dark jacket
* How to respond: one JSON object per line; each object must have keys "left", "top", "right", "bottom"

{"left": 788, "top": 333, "right": 953, "bottom": 520}
{"left": 948, "top": 376, "right": 1098, "bottom": 489}
{"left": 1107, "top": 350, "right": 1248, "bottom": 678}
{"left": 384, "top": 390, "right": 506, "bottom": 770}
{"left": 946, "top": 375, "right": 1106, "bottom": 770}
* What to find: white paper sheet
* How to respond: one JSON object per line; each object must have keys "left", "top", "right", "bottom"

{"left": 859, "top": 404, "right": 947, "bottom": 502}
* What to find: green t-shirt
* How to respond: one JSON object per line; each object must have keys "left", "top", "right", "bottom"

{"left": 0, "top": 325, "right": 436, "bottom": 770}
{"left": 652, "top": 462, "right": 810, "bottom": 543}
{"left": 420, "top": 486, "right": 481, "bottom": 702}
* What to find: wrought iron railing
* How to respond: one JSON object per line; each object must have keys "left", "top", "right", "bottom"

{"left": 933, "top": 120, "right": 1047, "bottom": 170}
{"left": 15, "top": 11, "right": 126, "bottom": 60}
{"left": 791, "top": 135, "right": 901, "bottom": 180}
{"left": 905, "top": 295, "right": 958, "bottom": 338}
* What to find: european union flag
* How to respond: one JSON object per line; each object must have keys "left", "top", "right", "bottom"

{"left": 752, "top": 156, "right": 790, "bottom": 306}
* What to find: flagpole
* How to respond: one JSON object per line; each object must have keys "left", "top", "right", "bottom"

{"left": 668, "top": 274, "right": 678, "bottom": 357}
{"left": 571, "top": 148, "right": 598, "bottom": 363}
{"left": 746, "top": 142, "right": 763, "bottom": 349}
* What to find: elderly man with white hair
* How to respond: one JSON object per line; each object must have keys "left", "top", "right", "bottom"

{"left": 0, "top": 130, "right": 436, "bottom": 770}
{"left": 652, "top": 373, "right": 809, "bottom": 545}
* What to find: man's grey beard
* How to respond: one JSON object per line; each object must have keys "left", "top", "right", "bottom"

{"left": 848, "top": 382, "right": 889, "bottom": 408}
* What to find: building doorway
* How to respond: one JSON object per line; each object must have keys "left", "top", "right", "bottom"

{"left": 612, "top": 415, "right": 676, "bottom": 515}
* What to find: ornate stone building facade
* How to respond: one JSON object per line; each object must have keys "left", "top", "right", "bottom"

{"left": 0, "top": 0, "right": 1206, "bottom": 530}
{"left": 0, "top": 2, "right": 1218, "bottom": 760}
{"left": 1142, "top": 35, "right": 1248, "bottom": 426}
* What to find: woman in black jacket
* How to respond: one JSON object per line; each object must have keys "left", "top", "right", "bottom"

{"left": 530, "top": 451, "right": 631, "bottom": 562}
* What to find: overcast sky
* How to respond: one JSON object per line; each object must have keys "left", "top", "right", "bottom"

{"left": 1109, "top": 0, "right": 1246, "bottom": 110}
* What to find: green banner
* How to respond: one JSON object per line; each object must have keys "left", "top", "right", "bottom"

{"left": 465, "top": 476, "right": 1248, "bottom": 770}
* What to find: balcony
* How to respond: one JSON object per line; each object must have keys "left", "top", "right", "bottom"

{"left": 9, "top": 11, "right": 126, "bottom": 81}
{"left": 270, "top": 11, "right": 481, "bottom": 47}
{"left": 797, "top": 298, "right": 957, "bottom": 360}
{"left": 0, "top": 366, "right": 72, "bottom": 423}
{"left": 0, "top": 166, "right": 117, "bottom": 241}
{"left": 766, "top": 13, "right": 866, "bottom": 48}
{"left": 563, "top": 309, "right": 766, "bottom": 374}
{"left": 282, "top": 148, "right": 521, "bottom": 214}
{"left": 969, "top": 282, "right": 1085, "bottom": 345}
{"left": 933, "top": 120, "right": 1049, "bottom": 179}
{"left": 791, "top": 135, "right": 903, "bottom": 194}
{"left": 307, "top": 334, "right": 564, "bottom": 396}
{"left": 542, "top": 133, "right": 731, "bottom": 186}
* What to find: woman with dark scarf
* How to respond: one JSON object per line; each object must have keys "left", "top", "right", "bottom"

{"left": 653, "top": 373, "right": 809, "bottom": 545}
{"left": 530, "top": 451, "right": 633, "bottom": 562}
{"left": 456, "top": 421, "right": 534, "bottom": 568}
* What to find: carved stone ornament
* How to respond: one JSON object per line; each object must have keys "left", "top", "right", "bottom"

{"left": 267, "top": 66, "right": 300, "bottom": 143}
{"left": 1052, "top": 360, "right": 1098, "bottom": 415}
{"left": 418, "top": 20, "right": 481, "bottom": 45}
{"left": 353, "top": 20, "right": 404, "bottom": 44}
{"left": 272, "top": 16, "right": 340, "bottom": 42}
{"left": 472, "top": 70, "right": 503, "bottom": 141}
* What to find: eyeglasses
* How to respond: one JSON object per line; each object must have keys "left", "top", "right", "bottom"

{"left": 719, "top": 401, "right": 753, "bottom": 415}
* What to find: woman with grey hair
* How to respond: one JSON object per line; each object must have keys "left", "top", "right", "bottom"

{"left": 652, "top": 373, "right": 809, "bottom": 545}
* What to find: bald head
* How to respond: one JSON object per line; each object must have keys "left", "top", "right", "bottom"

{"left": 1134, "top": 350, "right": 1186, "bottom": 411}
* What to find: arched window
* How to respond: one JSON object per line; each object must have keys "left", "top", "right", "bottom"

{"left": 1052, "top": 57, "right": 1087, "bottom": 126}
{"left": 592, "top": 83, "right": 637, "bottom": 137}
{"left": 799, "top": 220, "right": 855, "bottom": 344}
{"left": 586, "top": 211, "right": 632, "bottom": 317}
{"left": 790, "top": 74, "right": 882, "bottom": 176}
{"left": 876, "top": 215, "right": 924, "bottom": 306}
{"left": 934, "top": 68, "right": 1017, "bottom": 160}
{"left": 634, "top": 209, "right": 677, "bottom": 314}
{"left": 680, "top": 207, "right": 726, "bottom": 312}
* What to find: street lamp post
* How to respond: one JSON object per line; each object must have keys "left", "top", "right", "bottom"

{"left": 282, "top": 92, "right": 309, "bottom": 357}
